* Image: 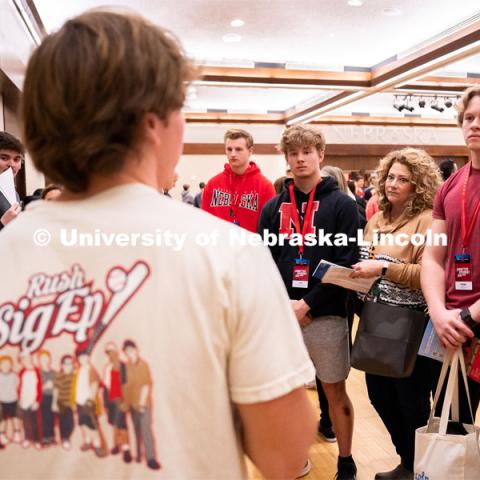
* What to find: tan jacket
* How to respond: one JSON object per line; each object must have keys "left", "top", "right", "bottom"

{"left": 363, "top": 209, "right": 433, "bottom": 290}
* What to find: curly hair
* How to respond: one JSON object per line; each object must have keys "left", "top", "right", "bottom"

{"left": 456, "top": 85, "right": 480, "bottom": 127}
{"left": 375, "top": 147, "right": 441, "bottom": 218}
{"left": 278, "top": 124, "right": 326, "bottom": 155}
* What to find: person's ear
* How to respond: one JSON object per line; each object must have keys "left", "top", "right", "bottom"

{"left": 318, "top": 150, "right": 325, "bottom": 164}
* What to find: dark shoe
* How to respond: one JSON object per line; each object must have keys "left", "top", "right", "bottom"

{"left": 147, "top": 459, "right": 161, "bottom": 470}
{"left": 123, "top": 450, "right": 132, "bottom": 463}
{"left": 374, "top": 464, "right": 413, "bottom": 480}
{"left": 335, "top": 460, "right": 357, "bottom": 480}
{"left": 111, "top": 445, "right": 120, "bottom": 455}
{"left": 318, "top": 421, "right": 336, "bottom": 443}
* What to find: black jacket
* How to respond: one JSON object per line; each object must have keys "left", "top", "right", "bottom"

{"left": 258, "top": 176, "right": 359, "bottom": 318}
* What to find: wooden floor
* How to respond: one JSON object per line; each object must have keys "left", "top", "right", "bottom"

{"left": 248, "top": 327, "right": 480, "bottom": 479}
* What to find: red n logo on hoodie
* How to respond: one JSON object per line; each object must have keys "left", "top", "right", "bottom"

{"left": 279, "top": 201, "right": 319, "bottom": 238}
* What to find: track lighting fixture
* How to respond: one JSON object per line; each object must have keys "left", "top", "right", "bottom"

{"left": 431, "top": 97, "right": 444, "bottom": 113}
{"left": 392, "top": 94, "right": 458, "bottom": 113}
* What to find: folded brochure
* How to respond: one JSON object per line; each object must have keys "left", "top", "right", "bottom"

{"left": 313, "top": 259, "right": 379, "bottom": 294}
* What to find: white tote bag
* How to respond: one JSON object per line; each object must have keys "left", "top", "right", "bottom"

{"left": 414, "top": 348, "right": 480, "bottom": 480}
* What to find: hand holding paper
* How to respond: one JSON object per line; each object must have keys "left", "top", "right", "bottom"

{"left": 0, "top": 167, "right": 17, "bottom": 205}
{"left": 313, "top": 259, "right": 379, "bottom": 294}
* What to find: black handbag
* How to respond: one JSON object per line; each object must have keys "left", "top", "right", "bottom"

{"left": 351, "top": 288, "right": 427, "bottom": 378}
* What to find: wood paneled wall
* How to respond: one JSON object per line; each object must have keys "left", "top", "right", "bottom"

{"left": 183, "top": 143, "right": 469, "bottom": 172}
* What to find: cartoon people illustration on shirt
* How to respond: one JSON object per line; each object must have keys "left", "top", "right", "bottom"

{"left": 53, "top": 355, "right": 75, "bottom": 450}
{"left": 103, "top": 342, "right": 132, "bottom": 463}
{"left": 37, "top": 349, "right": 56, "bottom": 446}
{"left": 74, "top": 349, "right": 107, "bottom": 457}
{"left": 122, "top": 340, "right": 160, "bottom": 470}
{"left": 0, "top": 355, "right": 21, "bottom": 447}
{"left": 18, "top": 352, "right": 42, "bottom": 449}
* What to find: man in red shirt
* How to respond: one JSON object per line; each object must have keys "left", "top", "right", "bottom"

{"left": 422, "top": 85, "right": 480, "bottom": 419}
{"left": 202, "top": 129, "right": 275, "bottom": 232}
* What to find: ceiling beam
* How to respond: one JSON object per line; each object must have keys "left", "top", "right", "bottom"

{"left": 185, "top": 112, "right": 458, "bottom": 128}
{"left": 185, "top": 112, "right": 284, "bottom": 124}
{"left": 199, "top": 66, "right": 371, "bottom": 88}
{"left": 311, "top": 115, "right": 457, "bottom": 127}
{"left": 371, "top": 19, "right": 480, "bottom": 86}
{"left": 183, "top": 143, "right": 468, "bottom": 157}
{"left": 284, "top": 20, "right": 480, "bottom": 124}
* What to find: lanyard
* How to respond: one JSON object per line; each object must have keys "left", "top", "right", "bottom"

{"left": 288, "top": 183, "right": 317, "bottom": 257}
{"left": 228, "top": 172, "right": 247, "bottom": 222}
{"left": 461, "top": 163, "right": 480, "bottom": 249}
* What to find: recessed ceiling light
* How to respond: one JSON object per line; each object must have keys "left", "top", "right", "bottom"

{"left": 223, "top": 33, "right": 242, "bottom": 43}
{"left": 382, "top": 7, "right": 403, "bottom": 16}
{"left": 347, "top": 0, "right": 363, "bottom": 6}
{"left": 187, "top": 87, "right": 197, "bottom": 100}
{"left": 231, "top": 19, "right": 245, "bottom": 27}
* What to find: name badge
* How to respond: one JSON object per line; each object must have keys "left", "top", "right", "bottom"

{"left": 292, "top": 258, "right": 309, "bottom": 289}
{"left": 454, "top": 253, "right": 473, "bottom": 291}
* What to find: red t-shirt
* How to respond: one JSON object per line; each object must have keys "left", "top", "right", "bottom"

{"left": 433, "top": 163, "right": 480, "bottom": 309}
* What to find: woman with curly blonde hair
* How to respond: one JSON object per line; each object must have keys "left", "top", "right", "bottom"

{"left": 350, "top": 147, "right": 441, "bottom": 480}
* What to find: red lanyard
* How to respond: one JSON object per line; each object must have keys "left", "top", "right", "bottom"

{"left": 461, "top": 163, "right": 480, "bottom": 250}
{"left": 288, "top": 183, "right": 317, "bottom": 257}
{"left": 228, "top": 172, "right": 247, "bottom": 222}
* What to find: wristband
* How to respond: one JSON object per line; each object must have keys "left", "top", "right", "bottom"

{"left": 460, "top": 307, "right": 477, "bottom": 330}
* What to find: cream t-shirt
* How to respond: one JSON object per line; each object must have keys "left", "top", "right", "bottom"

{"left": 0, "top": 184, "right": 314, "bottom": 480}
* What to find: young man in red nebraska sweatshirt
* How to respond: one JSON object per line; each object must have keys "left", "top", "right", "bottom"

{"left": 202, "top": 129, "right": 275, "bottom": 233}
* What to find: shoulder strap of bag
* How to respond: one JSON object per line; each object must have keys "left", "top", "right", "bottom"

{"left": 458, "top": 349, "right": 476, "bottom": 425}
{"left": 428, "top": 349, "right": 453, "bottom": 431}
{"left": 438, "top": 348, "right": 476, "bottom": 434}
{"left": 439, "top": 350, "right": 460, "bottom": 435}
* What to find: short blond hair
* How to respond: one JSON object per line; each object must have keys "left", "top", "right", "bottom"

{"left": 456, "top": 85, "right": 480, "bottom": 127}
{"left": 224, "top": 129, "right": 254, "bottom": 148}
{"left": 279, "top": 124, "right": 326, "bottom": 156}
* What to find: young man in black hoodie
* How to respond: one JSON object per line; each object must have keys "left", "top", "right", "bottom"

{"left": 259, "top": 124, "right": 358, "bottom": 480}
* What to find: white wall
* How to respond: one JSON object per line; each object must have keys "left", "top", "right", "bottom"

{"left": 183, "top": 122, "right": 465, "bottom": 146}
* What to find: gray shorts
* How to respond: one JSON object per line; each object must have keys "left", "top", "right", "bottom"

{"left": 302, "top": 315, "right": 350, "bottom": 384}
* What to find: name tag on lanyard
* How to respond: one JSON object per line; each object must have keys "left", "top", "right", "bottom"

{"left": 454, "top": 253, "right": 473, "bottom": 291}
{"left": 292, "top": 258, "right": 310, "bottom": 288}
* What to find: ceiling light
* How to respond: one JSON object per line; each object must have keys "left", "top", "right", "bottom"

{"left": 231, "top": 19, "right": 245, "bottom": 27}
{"left": 347, "top": 0, "right": 363, "bottom": 6}
{"left": 187, "top": 86, "right": 197, "bottom": 99}
{"left": 382, "top": 7, "right": 403, "bottom": 16}
{"left": 431, "top": 98, "right": 444, "bottom": 113}
{"left": 222, "top": 33, "right": 242, "bottom": 43}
